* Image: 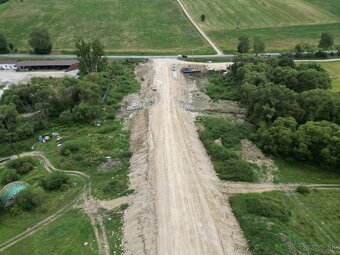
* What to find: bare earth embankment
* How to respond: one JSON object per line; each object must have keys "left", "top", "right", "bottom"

{"left": 124, "top": 59, "right": 249, "bottom": 255}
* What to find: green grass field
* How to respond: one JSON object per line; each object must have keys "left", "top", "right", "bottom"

{"left": 317, "top": 61, "right": 340, "bottom": 92}
{"left": 0, "top": 0, "right": 212, "bottom": 54}
{"left": 2, "top": 209, "right": 98, "bottom": 255}
{"left": 182, "top": 0, "right": 340, "bottom": 52}
{"left": 230, "top": 190, "right": 340, "bottom": 255}
{"left": 274, "top": 158, "right": 340, "bottom": 184}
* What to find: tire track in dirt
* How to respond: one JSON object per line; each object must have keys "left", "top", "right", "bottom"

{"left": 124, "top": 59, "right": 249, "bottom": 255}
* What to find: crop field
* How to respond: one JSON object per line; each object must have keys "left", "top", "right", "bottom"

{"left": 231, "top": 190, "right": 340, "bottom": 255}
{"left": 0, "top": 0, "right": 212, "bottom": 54}
{"left": 182, "top": 0, "right": 340, "bottom": 52}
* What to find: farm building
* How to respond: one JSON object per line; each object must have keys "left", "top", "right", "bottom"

{"left": 16, "top": 60, "right": 79, "bottom": 71}
{"left": 0, "top": 60, "right": 18, "bottom": 70}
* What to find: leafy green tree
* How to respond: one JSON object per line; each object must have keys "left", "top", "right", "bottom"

{"left": 75, "top": 39, "right": 106, "bottom": 74}
{"left": 253, "top": 36, "right": 265, "bottom": 55}
{"left": 295, "top": 44, "right": 303, "bottom": 53}
{"left": 299, "top": 89, "right": 340, "bottom": 124}
{"left": 238, "top": 36, "right": 251, "bottom": 53}
{"left": 318, "top": 32, "right": 334, "bottom": 50}
{"left": 200, "top": 14, "right": 206, "bottom": 21}
{"left": 41, "top": 171, "right": 69, "bottom": 191}
{"left": 72, "top": 102, "right": 99, "bottom": 122}
{"left": 271, "top": 66, "right": 298, "bottom": 91}
{"left": 297, "top": 68, "right": 331, "bottom": 92}
{"left": 0, "top": 33, "right": 9, "bottom": 54}
{"left": 59, "top": 110, "right": 74, "bottom": 124}
{"left": 257, "top": 117, "right": 297, "bottom": 155}
{"left": 0, "top": 104, "right": 34, "bottom": 155}
{"left": 0, "top": 169, "right": 19, "bottom": 185}
{"left": 28, "top": 27, "right": 53, "bottom": 54}
{"left": 294, "top": 121, "right": 340, "bottom": 167}
{"left": 246, "top": 83, "right": 302, "bottom": 125}
{"left": 277, "top": 55, "right": 296, "bottom": 68}
{"left": 17, "top": 187, "right": 43, "bottom": 211}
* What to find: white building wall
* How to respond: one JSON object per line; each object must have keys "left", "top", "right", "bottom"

{"left": 0, "top": 64, "right": 17, "bottom": 70}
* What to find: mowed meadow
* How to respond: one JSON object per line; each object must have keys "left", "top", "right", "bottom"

{"left": 182, "top": 0, "right": 340, "bottom": 52}
{"left": 0, "top": 0, "right": 212, "bottom": 54}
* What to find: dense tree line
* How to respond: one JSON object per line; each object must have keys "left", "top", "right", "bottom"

{"left": 230, "top": 55, "right": 340, "bottom": 168}
{"left": 0, "top": 61, "right": 139, "bottom": 149}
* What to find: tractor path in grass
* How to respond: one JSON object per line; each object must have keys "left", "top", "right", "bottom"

{"left": 0, "top": 152, "right": 128, "bottom": 254}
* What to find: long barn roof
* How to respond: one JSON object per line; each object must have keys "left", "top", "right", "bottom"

{"left": 16, "top": 60, "right": 78, "bottom": 67}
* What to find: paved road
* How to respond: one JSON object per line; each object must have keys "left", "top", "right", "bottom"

{"left": 2, "top": 53, "right": 340, "bottom": 62}
{"left": 0, "top": 53, "right": 231, "bottom": 59}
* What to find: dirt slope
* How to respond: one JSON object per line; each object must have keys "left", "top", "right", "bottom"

{"left": 124, "top": 59, "right": 249, "bottom": 255}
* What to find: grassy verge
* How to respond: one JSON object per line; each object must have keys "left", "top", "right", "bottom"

{"left": 102, "top": 204, "right": 128, "bottom": 255}
{"left": 230, "top": 190, "right": 340, "bottom": 255}
{"left": 274, "top": 158, "right": 340, "bottom": 184}
{"left": 1, "top": 209, "right": 98, "bottom": 255}
{"left": 0, "top": 159, "right": 85, "bottom": 244}
{"left": 197, "top": 116, "right": 260, "bottom": 182}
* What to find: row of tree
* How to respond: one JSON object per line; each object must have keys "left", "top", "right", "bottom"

{"left": 0, "top": 27, "right": 52, "bottom": 54}
{"left": 237, "top": 32, "right": 338, "bottom": 54}
{"left": 237, "top": 36, "right": 265, "bottom": 54}
{"left": 257, "top": 117, "right": 339, "bottom": 167}
{"left": 230, "top": 55, "right": 340, "bottom": 168}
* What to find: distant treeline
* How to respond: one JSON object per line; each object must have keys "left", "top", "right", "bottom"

{"left": 0, "top": 0, "right": 9, "bottom": 4}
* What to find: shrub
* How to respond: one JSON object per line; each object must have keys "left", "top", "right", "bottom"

{"left": 245, "top": 197, "right": 291, "bottom": 222}
{"left": 6, "top": 157, "right": 35, "bottom": 175}
{"left": 17, "top": 187, "right": 43, "bottom": 211}
{"left": 40, "top": 171, "right": 69, "bottom": 191}
{"left": 60, "top": 139, "right": 90, "bottom": 156}
{"left": 296, "top": 186, "right": 310, "bottom": 195}
{"left": 216, "top": 158, "right": 257, "bottom": 182}
{"left": 0, "top": 169, "right": 19, "bottom": 185}
{"left": 103, "top": 179, "right": 126, "bottom": 195}
{"left": 314, "top": 51, "right": 328, "bottom": 59}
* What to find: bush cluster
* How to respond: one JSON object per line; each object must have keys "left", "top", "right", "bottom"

{"left": 0, "top": 61, "right": 139, "bottom": 145}
{"left": 198, "top": 117, "right": 258, "bottom": 182}
{"left": 17, "top": 187, "right": 43, "bottom": 211}
{"left": 40, "top": 171, "right": 69, "bottom": 191}
{"left": 296, "top": 186, "right": 311, "bottom": 195}
{"left": 245, "top": 197, "right": 291, "bottom": 222}
{"left": 227, "top": 55, "right": 340, "bottom": 168}
{"left": 6, "top": 157, "right": 35, "bottom": 175}
{"left": 0, "top": 169, "right": 19, "bottom": 185}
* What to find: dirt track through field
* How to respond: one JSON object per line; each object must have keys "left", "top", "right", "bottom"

{"left": 124, "top": 59, "right": 249, "bottom": 255}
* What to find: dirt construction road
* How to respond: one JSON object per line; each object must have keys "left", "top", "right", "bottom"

{"left": 124, "top": 59, "right": 248, "bottom": 255}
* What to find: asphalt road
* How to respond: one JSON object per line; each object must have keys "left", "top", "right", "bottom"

{"left": 2, "top": 53, "right": 339, "bottom": 62}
